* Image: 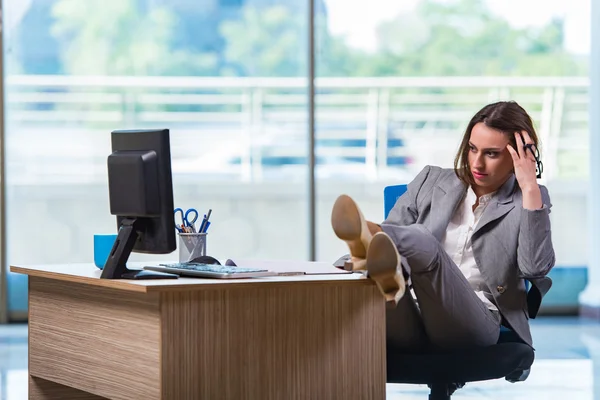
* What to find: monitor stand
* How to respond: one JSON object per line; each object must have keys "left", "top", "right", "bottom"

{"left": 100, "top": 218, "right": 178, "bottom": 280}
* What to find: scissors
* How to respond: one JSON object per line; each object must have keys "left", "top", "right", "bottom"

{"left": 174, "top": 208, "right": 199, "bottom": 233}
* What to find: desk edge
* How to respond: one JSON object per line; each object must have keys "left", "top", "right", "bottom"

{"left": 10, "top": 266, "right": 149, "bottom": 293}
{"left": 10, "top": 265, "right": 374, "bottom": 293}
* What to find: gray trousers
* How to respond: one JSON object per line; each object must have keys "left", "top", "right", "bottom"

{"left": 381, "top": 223, "right": 501, "bottom": 352}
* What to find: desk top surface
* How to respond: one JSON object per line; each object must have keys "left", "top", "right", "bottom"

{"left": 10, "top": 263, "right": 370, "bottom": 293}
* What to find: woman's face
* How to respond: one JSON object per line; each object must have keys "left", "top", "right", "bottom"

{"left": 467, "top": 122, "right": 515, "bottom": 196}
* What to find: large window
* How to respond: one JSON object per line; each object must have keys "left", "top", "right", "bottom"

{"left": 3, "top": 0, "right": 309, "bottom": 319}
{"left": 314, "top": 0, "right": 591, "bottom": 267}
{"left": 1, "top": 0, "right": 593, "bottom": 319}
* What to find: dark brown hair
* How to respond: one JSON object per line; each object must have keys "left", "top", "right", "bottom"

{"left": 454, "top": 101, "right": 540, "bottom": 185}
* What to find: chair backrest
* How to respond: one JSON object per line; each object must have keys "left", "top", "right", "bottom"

{"left": 384, "top": 184, "right": 408, "bottom": 219}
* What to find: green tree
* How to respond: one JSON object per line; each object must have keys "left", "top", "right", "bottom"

{"left": 219, "top": 6, "right": 307, "bottom": 77}
{"left": 218, "top": 5, "right": 368, "bottom": 77}
{"left": 51, "top": 0, "right": 217, "bottom": 76}
{"left": 221, "top": 0, "right": 586, "bottom": 79}
{"left": 367, "top": 0, "right": 586, "bottom": 77}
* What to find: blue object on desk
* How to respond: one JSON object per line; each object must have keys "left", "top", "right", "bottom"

{"left": 198, "top": 209, "right": 212, "bottom": 233}
{"left": 174, "top": 207, "right": 199, "bottom": 232}
{"left": 93, "top": 234, "right": 117, "bottom": 269}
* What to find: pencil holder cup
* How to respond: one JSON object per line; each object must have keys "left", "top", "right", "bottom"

{"left": 178, "top": 232, "right": 207, "bottom": 263}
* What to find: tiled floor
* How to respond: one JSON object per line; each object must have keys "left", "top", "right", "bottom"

{"left": 1, "top": 317, "right": 599, "bottom": 399}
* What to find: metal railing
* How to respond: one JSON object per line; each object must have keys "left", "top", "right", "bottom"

{"left": 4, "top": 75, "right": 590, "bottom": 183}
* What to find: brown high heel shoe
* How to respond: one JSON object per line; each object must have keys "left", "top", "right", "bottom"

{"left": 366, "top": 232, "right": 406, "bottom": 307}
{"left": 331, "top": 194, "right": 373, "bottom": 271}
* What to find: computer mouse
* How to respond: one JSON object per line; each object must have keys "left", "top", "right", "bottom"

{"left": 225, "top": 259, "right": 237, "bottom": 267}
{"left": 189, "top": 255, "right": 221, "bottom": 265}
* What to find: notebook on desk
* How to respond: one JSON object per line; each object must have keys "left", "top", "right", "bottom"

{"left": 227, "top": 259, "right": 354, "bottom": 276}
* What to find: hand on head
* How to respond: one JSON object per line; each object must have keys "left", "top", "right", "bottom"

{"left": 506, "top": 130, "right": 540, "bottom": 189}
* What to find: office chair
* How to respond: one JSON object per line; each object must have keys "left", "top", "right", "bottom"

{"left": 383, "top": 184, "right": 535, "bottom": 400}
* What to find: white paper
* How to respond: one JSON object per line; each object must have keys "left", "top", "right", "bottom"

{"left": 225, "top": 258, "right": 353, "bottom": 275}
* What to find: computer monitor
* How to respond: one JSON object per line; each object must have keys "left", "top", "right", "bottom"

{"left": 100, "top": 129, "right": 178, "bottom": 280}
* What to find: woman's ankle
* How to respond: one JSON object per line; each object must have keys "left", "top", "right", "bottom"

{"left": 367, "top": 221, "right": 383, "bottom": 235}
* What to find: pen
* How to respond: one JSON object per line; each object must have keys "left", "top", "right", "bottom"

{"left": 199, "top": 209, "right": 212, "bottom": 233}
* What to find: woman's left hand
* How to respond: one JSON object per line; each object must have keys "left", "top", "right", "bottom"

{"left": 506, "top": 130, "right": 538, "bottom": 190}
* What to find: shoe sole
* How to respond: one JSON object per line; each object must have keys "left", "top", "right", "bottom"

{"left": 366, "top": 232, "right": 406, "bottom": 306}
{"left": 331, "top": 194, "right": 372, "bottom": 270}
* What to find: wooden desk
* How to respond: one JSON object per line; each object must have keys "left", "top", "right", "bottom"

{"left": 11, "top": 263, "right": 386, "bottom": 399}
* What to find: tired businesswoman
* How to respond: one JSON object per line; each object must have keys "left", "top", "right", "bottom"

{"left": 331, "top": 101, "right": 554, "bottom": 352}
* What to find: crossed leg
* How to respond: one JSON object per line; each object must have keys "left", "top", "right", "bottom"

{"left": 382, "top": 223, "right": 501, "bottom": 350}
{"left": 332, "top": 195, "right": 501, "bottom": 351}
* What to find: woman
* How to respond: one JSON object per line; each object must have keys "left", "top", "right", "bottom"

{"left": 331, "top": 101, "right": 554, "bottom": 352}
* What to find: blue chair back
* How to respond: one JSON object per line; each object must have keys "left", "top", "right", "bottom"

{"left": 384, "top": 184, "right": 408, "bottom": 219}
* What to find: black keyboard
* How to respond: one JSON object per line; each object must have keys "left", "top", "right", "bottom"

{"left": 143, "top": 262, "right": 276, "bottom": 279}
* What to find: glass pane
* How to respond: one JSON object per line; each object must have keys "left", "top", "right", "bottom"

{"left": 315, "top": 0, "right": 590, "bottom": 265}
{"left": 4, "top": 0, "right": 309, "bottom": 316}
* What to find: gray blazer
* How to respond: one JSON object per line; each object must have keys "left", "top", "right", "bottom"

{"left": 384, "top": 165, "right": 555, "bottom": 347}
